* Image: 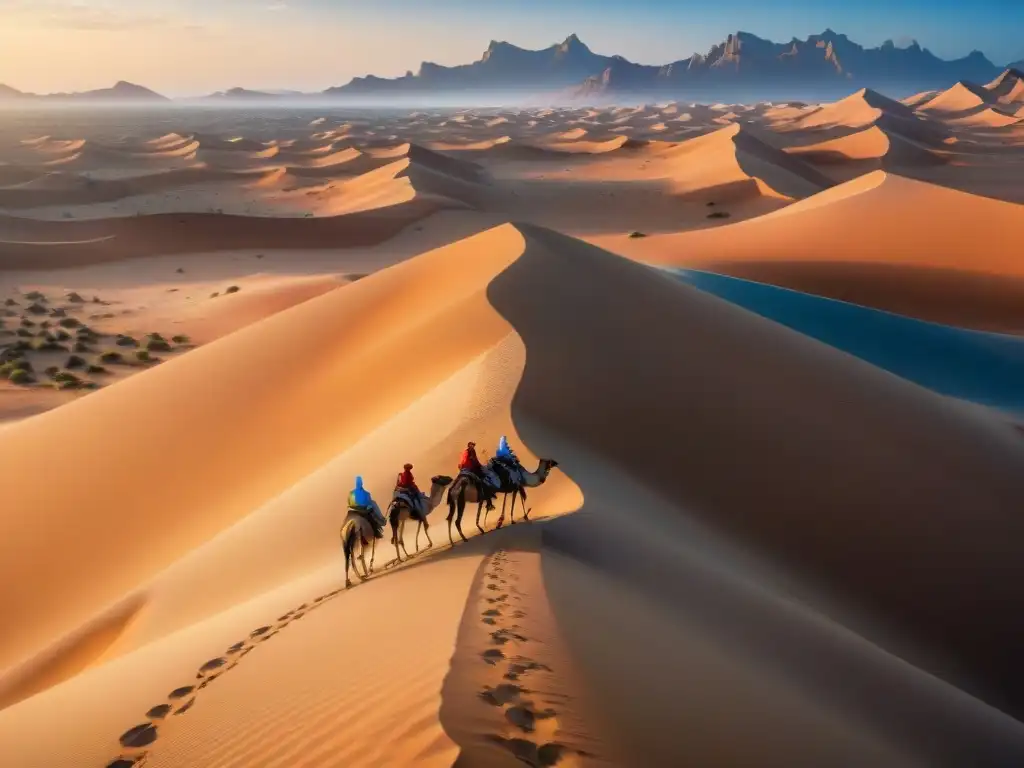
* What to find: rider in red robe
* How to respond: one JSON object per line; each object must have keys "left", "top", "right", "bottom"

{"left": 396, "top": 463, "right": 420, "bottom": 495}
{"left": 459, "top": 442, "right": 483, "bottom": 473}
{"left": 459, "top": 442, "right": 495, "bottom": 510}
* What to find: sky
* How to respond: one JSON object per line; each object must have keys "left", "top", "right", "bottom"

{"left": 0, "top": 0, "right": 1022, "bottom": 96}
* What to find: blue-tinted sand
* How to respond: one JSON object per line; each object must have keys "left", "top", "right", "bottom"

{"left": 670, "top": 268, "right": 1024, "bottom": 412}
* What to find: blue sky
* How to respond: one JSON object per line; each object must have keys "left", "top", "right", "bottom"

{"left": 0, "top": 0, "right": 1021, "bottom": 94}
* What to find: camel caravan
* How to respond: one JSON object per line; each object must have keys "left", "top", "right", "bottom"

{"left": 339, "top": 436, "right": 559, "bottom": 587}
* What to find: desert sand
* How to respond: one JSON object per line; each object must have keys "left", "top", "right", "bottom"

{"left": 1, "top": 70, "right": 1023, "bottom": 768}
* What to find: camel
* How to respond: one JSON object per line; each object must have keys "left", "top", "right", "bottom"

{"left": 388, "top": 475, "right": 453, "bottom": 562}
{"left": 446, "top": 458, "right": 559, "bottom": 544}
{"left": 340, "top": 504, "right": 385, "bottom": 588}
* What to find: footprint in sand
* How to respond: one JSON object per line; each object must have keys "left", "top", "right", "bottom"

{"left": 480, "top": 683, "right": 526, "bottom": 707}
{"left": 103, "top": 588, "right": 347, "bottom": 767}
{"left": 490, "top": 737, "right": 570, "bottom": 767}
{"left": 482, "top": 649, "right": 506, "bottom": 665}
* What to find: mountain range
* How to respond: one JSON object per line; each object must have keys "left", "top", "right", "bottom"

{"left": 0, "top": 31, "right": 1019, "bottom": 104}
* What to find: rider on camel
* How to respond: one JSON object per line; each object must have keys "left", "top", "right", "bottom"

{"left": 395, "top": 463, "right": 427, "bottom": 519}
{"left": 460, "top": 441, "right": 495, "bottom": 510}
{"left": 494, "top": 435, "right": 523, "bottom": 485}
{"left": 348, "top": 476, "right": 384, "bottom": 538}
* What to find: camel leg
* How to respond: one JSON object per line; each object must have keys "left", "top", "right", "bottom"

{"left": 401, "top": 520, "right": 412, "bottom": 558}
{"left": 476, "top": 496, "right": 486, "bottom": 534}
{"left": 509, "top": 490, "right": 517, "bottom": 525}
{"left": 370, "top": 536, "right": 377, "bottom": 573}
{"left": 496, "top": 493, "right": 507, "bottom": 529}
{"left": 343, "top": 530, "right": 353, "bottom": 589}
{"left": 393, "top": 517, "right": 403, "bottom": 563}
{"left": 415, "top": 521, "right": 421, "bottom": 552}
{"left": 456, "top": 499, "right": 469, "bottom": 543}
{"left": 423, "top": 520, "right": 433, "bottom": 549}
{"left": 520, "top": 488, "right": 530, "bottom": 520}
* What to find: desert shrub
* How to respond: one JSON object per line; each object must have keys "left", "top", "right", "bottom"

{"left": 225, "top": 285, "right": 241, "bottom": 294}
{"left": 53, "top": 371, "right": 80, "bottom": 384}
{"left": 86, "top": 364, "right": 107, "bottom": 375}
{"left": 16, "top": 328, "right": 33, "bottom": 338}
{"left": 9, "top": 369, "right": 34, "bottom": 385}
{"left": 20, "top": 318, "right": 35, "bottom": 327}
{"left": 99, "top": 350, "right": 124, "bottom": 364}
{"left": 176, "top": 267, "right": 185, "bottom": 274}
{"left": 49, "top": 307, "right": 66, "bottom": 318}
{"left": 66, "top": 292, "right": 85, "bottom": 303}
{"left": 43, "top": 365, "right": 59, "bottom": 377}
{"left": 4, "top": 298, "right": 17, "bottom": 306}
{"left": 707, "top": 211, "right": 731, "bottom": 220}
{"left": 34, "top": 341, "right": 68, "bottom": 353}
{"left": 209, "top": 291, "right": 219, "bottom": 298}
{"left": 24, "top": 291, "right": 45, "bottom": 301}
{"left": 143, "top": 337, "right": 171, "bottom": 352}
{"left": 171, "top": 334, "right": 191, "bottom": 344}
{"left": 627, "top": 230, "right": 647, "bottom": 238}
{"left": 81, "top": 382, "right": 101, "bottom": 390}
{"left": 115, "top": 335, "right": 138, "bottom": 347}
{"left": 65, "top": 355, "right": 86, "bottom": 369}
{"left": 58, "top": 317, "right": 81, "bottom": 329}
{"left": 55, "top": 330, "right": 71, "bottom": 342}
{"left": 39, "top": 320, "right": 51, "bottom": 329}
{"left": 73, "top": 341, "right": 93, "bottom": 354}
{"left": 12, "top": 340, "right": 32, "bottom": 352}
{"left": 0, "top": 361, "right": 29, "bottom": 377}
{"left": 135, "top": 349, "right": 153, "bottom": 363}
{"left": 26, "top": 303, "right": 47, "bottom": 315}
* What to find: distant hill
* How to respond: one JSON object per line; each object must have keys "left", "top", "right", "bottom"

{"left": 203, "top": 87, "right": 286, "bottom": 100}
{"left": 0, "top": 81, "right": 168, "bottom": 103}
{"left": 324, "top": 30, "right": 1003, "bottom": 101}
{"left": 325, "top": 34, "right": 610, "bottom": 97}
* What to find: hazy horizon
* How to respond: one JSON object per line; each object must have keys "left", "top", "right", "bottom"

{"left": 1, "top": 0, "right": 1022, "bottom": 97}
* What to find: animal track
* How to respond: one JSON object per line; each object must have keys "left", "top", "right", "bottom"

{"left": 101, "top": 584, "right": 346, "bottom": 767}
{"left": 471, "top": 550, "right": 580, "bottom": 766}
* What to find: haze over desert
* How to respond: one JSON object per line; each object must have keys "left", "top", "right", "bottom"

{"left": 1, "top": 11, "right": 1024, "bottom": 768}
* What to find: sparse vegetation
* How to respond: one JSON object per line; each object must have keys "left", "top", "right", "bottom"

{"left": 707, "top": 211, "right": 731, "bottom": 220}
{"left": 58, "top": 317, "right": 81, "bottom": 329}
{"left": 39, "top": 320, "right": 51, "bottom": 329}
{"left": 43, "top": 366, "right": 59, "bottom": 377}
{"left": 9, "top": 369, "right": 34, "bottom": 385}
{"left": 66, "top": 292, "right": 85, "bottom": 303}
{"left": 627, "top": 231, "right": 647, "bottom": 238}
{"left": 16, "top": 328, "right": 33, "bottom": 338}
{"left": 73, "top": 341, "right": 94, "bottom": 354}
{"left": 24, "top": 291, "right": 46, "bottom": 302}
{"left": 20, "top": 318, "right": 35, "bottom": 328}
{"left": 86, "top": 364, "right": 108, "bottom": 375}
{"left": 115, "top": 334, "right": 138, "bottom": 347}
{"left": 210, "top": 292, "right": 219, "bottom": 298}
{"left": 65, "top": 355, "right": 86, "bottom": 369}
{"left": 225, "top": 285, "right": 240, "bottom": 294}
{"left": 135, "top": 349, "right": 153, "bottom": 363}
{"left": 26, "top": 302, "right": 47, "bottom": 315}
{"left": 34, "top": 340, "right": 69, "bottom": 353}
{"left": 55, "top": 330, "right": 72, "bottom": 342}
{"left": 49, "top": 307, "right": 66, "bottom": 318}
{"left": 176, "top": 267, "right": 185, "bottom": 274}
{"left": 143, "top": 333, "right": 172, "bottom": 352}
{"left": 4, "top": 298, "right": 17, "bottom": 307}
{"left": 99, "top": 350, "right": 125, "bottom": 364}
{"left": 171, "top": 334, "right": 191, "bottom": 345}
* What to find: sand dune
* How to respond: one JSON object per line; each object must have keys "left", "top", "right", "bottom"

{"left": 609, "top": 171, "right": 1024, "bottom": 330}
{"left": 658, "top": 123, "right": 832, "bottom": 200}
{"left": 1, "top": 85, "right": 1023, "bottom": 767}
{"left": 4, "top": 223, "right": 1024, "bottom": 767}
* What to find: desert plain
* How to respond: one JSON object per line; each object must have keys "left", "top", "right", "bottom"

{"left": 1, "top": 69, "right": 1024, "bottom": 768}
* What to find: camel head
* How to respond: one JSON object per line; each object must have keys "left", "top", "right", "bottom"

{"left": 431, "top": 475, "right": 454, "bottom": 488}
{"left": 539, "top": 459, "right": 559, "bottom": 476}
